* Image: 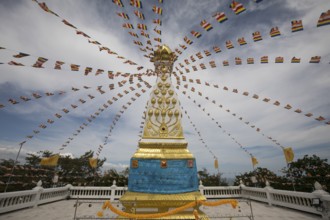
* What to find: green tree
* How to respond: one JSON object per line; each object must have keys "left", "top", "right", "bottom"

{"left": 58, "top": 150, "right": 106, "bottom": 186}
{"left": 234, "top": 167, "right": 287, "bottom": 189}
{"left": 282, "top": 154, "right": 330, "bottom": 192}
{"left": 198, "top": 168, "right": 228, "bottom": 186}
{"left": 99, "top": 168, "right": 129, "bottom": 186}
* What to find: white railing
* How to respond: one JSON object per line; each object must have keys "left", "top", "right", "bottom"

{"left": 242, "top": 186, "right": 268, "bottom": 203}
{"left": 199, "top": 185, "right": 241, "bottom": 199}
{"left": 1, "top": 180, "right": 329, "bottom": 219}
{"left": 0, "top": 181, "right": 70, "bottom": 214}
{"left": 69, "top": 183, "right": 126, "bottom": 201}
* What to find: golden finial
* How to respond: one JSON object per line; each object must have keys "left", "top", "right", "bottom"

{"left": 151, "top": 45, "right": 177, "bottom": 63}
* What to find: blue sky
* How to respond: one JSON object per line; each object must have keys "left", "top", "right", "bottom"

{"left": 0, "top": 0, "right": 329, "bottom": 178}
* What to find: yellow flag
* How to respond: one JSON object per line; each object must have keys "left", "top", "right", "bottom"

{"left": 89, "top": 158, "right": 98, "bottom": 168}
{"left": 283, "top": 147, "right": 294, "bottom": 163}
{"left": 40, "top": 154, "right": 59, "bottom": 166}
{"left": 251, "top": 156, "right": 258, "bottom": 167}
{"left": 214, "top": 159, "right": 219, "bottom": 169}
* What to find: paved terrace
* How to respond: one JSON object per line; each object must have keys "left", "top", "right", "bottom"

{"left": 0, "top": 199, "right": 322, "bottom": 220}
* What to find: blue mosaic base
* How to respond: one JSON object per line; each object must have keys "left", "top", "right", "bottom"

{"left": 128, "top": 159, "right": 199, "bottom": 194}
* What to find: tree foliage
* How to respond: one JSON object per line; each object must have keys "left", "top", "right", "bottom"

{"left": 234, "top": 167, "right": 288, "bottom": 189}
{"left": 0, "top": 150, "right": 106, "bottom": 192}
{"left": 234, "top": 155, "right": 330, "bottom": 192}
{"left": 198, "top": 168, "right": 228, "bottom": 186}
{"left": 282, "top": 154, "right": 330, "bottom": 192}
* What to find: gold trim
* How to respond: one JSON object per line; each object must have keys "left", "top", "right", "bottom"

{"left": 138, "top": 142, "right": 187, "bottom": 148}
{"left": 140, "top": 137, "right": 185, "bottom": 140}
{"left": 120, "top": 191, "right": 205, "bottom": 206}
{"left": 132, "top": 148, "right": 194, "bottom": 159}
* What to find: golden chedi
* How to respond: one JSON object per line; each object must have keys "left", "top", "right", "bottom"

{"left": 120, "top": 45, "right": 208, "bottom": 219}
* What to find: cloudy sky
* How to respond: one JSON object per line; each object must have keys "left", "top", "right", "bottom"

{"left": 0, "top": 0, "right": 329, "bottom": 179}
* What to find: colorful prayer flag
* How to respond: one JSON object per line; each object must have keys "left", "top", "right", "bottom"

{"left": 137, "top": 23, "right": 147, "bottom": 30}
{"left": 89, "top": 158, "right": 98, "bottom": 168}
{"left": 251, "top": 156, "right": 258, "bottom": 167}
{"left": 180, "top": 44, "right": 187, "bottom": 50}
{"left": 122, "top": 23, "right": 134, "bottom": 29}
{"left": 213, "top": 46, "right": 221, "bottom": 53}
{"left": 260, "top": 56, "right": 268, "bottom": 63}
{"left": 116, "top": 12, "right": 129, "bottom": 20}
{"left": 247, "top": 58, "right": 254, "bottom": 64}
{"left": 191, "top": 30, "right": 202, "bottom": 38}
{"left": 291, "top": 57, "right": 301, "bottom": 63}
{"left": 214, "top": 159, "right": 219, "bottom": 169}
{"left": 213, "top": 12, "right": 228, "bottom": 23}
{"left": 270, "top": 27, "right": 281, "bottom": 37}
{"left": 13, "top": 52, "right": 29, "bottom": 58}
{"left": 184, "top": 36, "right": 193, "bottom": 45}
{"left": 317, "top": 10, "right": 330, "bottom": 27}
{"left": 283, "top": 147, "right": 294, "bottom": 163}
{"left": 54, "top": 61, "right": 65, "bottom": 70}
{"left": 235, "top": 57, "right": 242, "bottom": 65}
{"left": 76, "top": 30, "right": 90, "bottom": 38}
{"left": 70, "top": 64, "right": 80, "bottom": 71}
{"left": 226, "top": 40, "right": 234, "bottom": 49}
{"left": 237, "top": 37, "right": 247, "bottom": 45}
{"left": 40, "top": 154, "right": 60, "bottom": 166}
{"left": 152, "top": 6, "right": 163, "bottom": 15}
{"left": 291, "top": 20, "right": 303, "bottom": 32}
{"left": 252, "top": 31, "right": 262, "bottom": 42}
{"left": 310, "top": 56, "right": 321, "bottom": 63}
{"left": 130, "top": 0, "right": 142, "bottom": 8}
{"left": 153, "top": 19, "right": 162, "bottom": 25}
{"left": 134, "top": 10, "right": 145, "bottom": 19}
{"left": 112, "top": 0, "right": 124, "bottom": 7}
{"left": 37, "top": 2, "right": 59, "bottom": 16}
{"left": 230, "top": 1, "right": 246, "bottom": 15}
{"left": 200, "top": 20, "right": 213, "bottom": 31}
{"left": 62, "top": 19, "right": 77, "bottom": 29}
{"left": 275, "top": 56, "right": 284, "bottom": 63}
{"left": 204, "top": 50, "right": 211, "bottom": 56}
{"left": 8, "top": 61, "right": 24, "bottom": 66}
{"left": 84, "top": 67, "right": 93, "bottom": 75}
{"left": 32, "top": 57, "right": 48, "bottom": 68}
{"left": 154, "top": 28, "right": 161, "bottom": 35}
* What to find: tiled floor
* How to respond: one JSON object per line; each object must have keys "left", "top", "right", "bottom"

{"left": 0, "top": 199, "right": 321, "bottom": 220}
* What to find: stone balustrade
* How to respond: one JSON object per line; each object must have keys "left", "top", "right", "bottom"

{"left": 0, "top": 181, "right": 70, "bottom": 213}
{"left": 0, "top": 180, "right": 329, "bottom": 219}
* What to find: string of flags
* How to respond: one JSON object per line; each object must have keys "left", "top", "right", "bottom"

{"left": 173, "top": 1, "right": 272, "bottom": 57}
{"left": 178, "top": 76, "right": 329, "bottom": 125}
{"left": 22, "top": 80, "right": 129, "bottom": 148}
{"left": 112, "top": 0, "right": 164, "bottom": 57}
{"left": 175, "top": 8, "right": 330, "bottom": 60}
{"left": 58, "top": 79, "right": 146, "bottom": 152}
{"left": 0, "top": 47, "right": 143, "bottom": 76}
{"left": 59, "top": 84, "right": 142, "bottom": 152}
{"left": 0, "top": 82, "right": 132, "bottom": 109}
{"left": 26, "top": 92, "right": 104, "bottom": 142}
{"left": 175, "top": 55, "right": 326, "bottom": 75}
{"left": 180, "top": 88, "right": 259, "bottom": 168}
{"left": 32, "top": 0, "right": 142, "bottom": 68}
{"left": 96, "top": 79, "right": 152, "bottom": 157}
{"left": 137, "top": 106, "right": 147, "bottom": 141}
{"left": 172, "top": 73, "right": 286, "bottom": 151}
{"left": 181, "top": 105, "right": 219, "bottom": 169}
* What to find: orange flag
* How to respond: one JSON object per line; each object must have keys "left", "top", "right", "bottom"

{"left": 283, "top": 147, "right": 294, "bottom": 163}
